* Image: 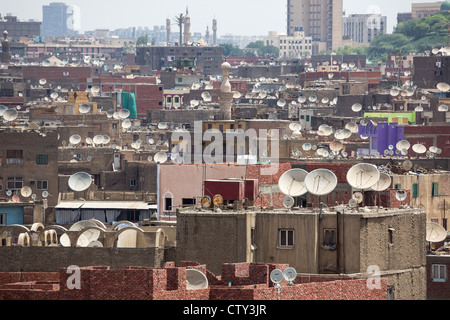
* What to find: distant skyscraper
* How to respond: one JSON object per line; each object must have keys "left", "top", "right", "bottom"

{"left": 287, "top": 0, "right": 343, "bottom": 52}
{"left": 343, "top": 14, "right": 387, "bottom": 44}
{"left": 212, "top": 18, "right": 217, "bottom": 46}
{"left": 166, "top": 18, "right": 171, "bottom": 44}
{"left": 42, "top": 2, "right": 78, "bottom": 38}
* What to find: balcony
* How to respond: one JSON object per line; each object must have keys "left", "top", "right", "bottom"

{"left": 6, "top": 158, "right": 24, "bottom": 166}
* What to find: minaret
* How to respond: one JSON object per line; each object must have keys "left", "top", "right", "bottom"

{"left": 183, "top": 7, "right": 191, "bottom": 45}
{"left": 166, "top": 18, "right": 171, "bottom": 45}
{"left": 212, "top": 18, "right": 217, "bottom": 46}
{"left": 205, "top": 26, "right": 210, "bottom": 45}
{"left": 1, "top": 29, "right": 11, "bottom": 64}
{"left": 219, "top": 61, "right": 233, "bottom": 120}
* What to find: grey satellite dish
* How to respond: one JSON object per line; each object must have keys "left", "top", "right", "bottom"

{"left": 426, "top": 222, "right": 447, "bottom": 243}
{"left": 186, "top": 269, "right": 209, "bottom": 290}
{"left": 88, "top": 241, "right": 103, "bottom": 248}
{"left": 283, "top": 196, "right": 295, "bottom": 209}
{"left": 283, "top": 267, "right": 297, "bottom": 286}
{"left": 346, "top": 163, "right": 380, "bottom": 190}
{"left": 370, "top": 173, "right": 392, "bottom": 192}
{"left": 278, "top": 169, "right": 309, "bottom": 197}
{"left": 20, "top": 186, "right": 32, "bottom": 198}
{"left": 270, "top": 269, "right": 284, "bottom": 285}
{"left": 31, "top": 194, "right": 36, "bottom": 200}
{"left": 348, "top": 198, "right": 358, "bottom": 208}
{"left": 68, "top": 172, "right": 93, "bottom": 192}
{"left": 42, "top": 191, "right": 49, "bottom": 198}
{"left": 154, "top": 152, "right": 168, "bottom": 164}
{"left": 304, "top": 169, "right": 338, "bottom": 196}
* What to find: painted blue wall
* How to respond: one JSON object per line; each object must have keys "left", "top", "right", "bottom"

{"left": 0, "top": 207, "right": 24, "bottom": 225}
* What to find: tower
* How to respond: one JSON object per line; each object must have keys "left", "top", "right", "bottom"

{"left": 166, "top": 18, "right": 171, "bottom": 45}
{"left": 219, "top": 61, "right": 233, "bottom": 121}
{"left": 212, "top": 18, "right": 217, "bottom": 46}
{"left": 205, "top": 26, "right": 210, "bottom": 45}
{"left": 184, "top": 7, "right": 191, "bottom": 45}
{"left": 1, "top": 30, "right": 11, "bottom": 64}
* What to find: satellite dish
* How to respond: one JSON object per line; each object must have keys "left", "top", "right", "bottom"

{"left": 6, "top": 190, "right": 12, "bottom": 197}
{"left": 412, "top": 144, "right": 427, "bottom": 154}
{"left": 330, "top": 141, "right": 344, "bottom": 152}
{"left": 348, "top": 198, "right": 358, "bottom": 208}
{"left": 27, "top": 122, "right": 41, "bottom": 131}
{"left": 436, "top": 82, "right": 450, "bottom": 92}
{"left": 79, "top": 104, "right": 91, "bottom": 114}
{"left": 438, "top": 105, "right": 449, "bottom": 112}
{"left": 213, "top": 194, "right": 223, "bottom": 207}
{"left": 396, "top": 140, "right": 410, "bottom": 151}
{"left": 346, "top": 163, "right": 380, "bottom": 190}
{"left": 283, "top": 196, "right": 295, "bottom": 209}
{"left": 201, "top": 196, "right": 212, "bottom": 208}
{"left": 69, "top": 134, "right": 82, "bottom": 145}
{"left": 93, "top": 135, "right": 105, "bottom": 145}
{"left": 60, "top": 233, "right": 71, "bottom": 247}
{"left": 278, "top": 169, "right": 309, "bottom": 197}
{"left": 270, "top": 269, "right": 284, "bottom": 285}
{"left": 186, "top": 269, "right": 209, "bottom": 290}
{"left": 122, "top": 119, "right": 132, "bottom": 129}
{"left": 31, "top": 194, "right": 37, "bottom": 200}
{"left": 370, "top": 173, "right": 392, "bottom": 192}
{"left": 352, "top": 192, "right": 364, "bottom": 204}
{"left": 68, "top": 172, "right": 93, "bottom": 192}
{"left": 304, "top": 169, "right": 338, "bottom": 196}
{"left": 20, "top": 186, "right": 32, "bottom": 198}
{"left": 118, "top": 109, "right": 130, "bottom": 119}
{"left": 154, "top": 152, "right": 168, "bottom": 164}
{"left": 345, "top": 122, "right": 359, "bottom": 133}
{"left": 351, "top": 103, "right": 362, "bottom": 112}
{"left": 12, "top": 195, "right": 20, "bottom": 203}
{"left": 3, "top": 108, "right": 18, "bottom": 121}
{"left": 88, "top": 241, "right": 103, "bottom": 248}
{"left": 158, "top": 122, "right": 168, "bottom": 130}
{"left": 102, "top": 135, "right": 111, "bottom": 144}
{"left": 289, "top": 123, "right": 302, "bottom": 131}
{"left": 402, "top": 160, "right": 413, "bottom": 171}
{"left": 42, "top": 191, "right": 49, "bottom": 198}
{"left": 426, "top": 222, "right": 447, "bottom": 243}
{"left": 395, "top": 190, "right": 408, "bottom": 202}
{"left": 283, "top": 267, "right": 297, "bottom": 285}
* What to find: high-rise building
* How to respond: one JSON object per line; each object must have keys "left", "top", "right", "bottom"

{"left": 0, "top": 14, "right": 41, "bottom": 43}
{"left": 287, "top": 0, "right": 343, "bottom": 53}
{"left": 42, "top": 2, "right": 78, "bottom": 38}
{"left": 343, "top": 14, "right": 387, "bottom": 44}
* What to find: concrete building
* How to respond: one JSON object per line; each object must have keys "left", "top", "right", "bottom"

{"left": 0, "top": 14, "right": 41, "bottom": 43}
{"left": 176, "top": 206, "right": 427, "bottom": 300}
{"left": 264, "top": 31, "right": 313, "bottom": 59}
{"left": 413, "top": 56, "right": 450, "bottom": 90}
{"left": 287, "top": 0, "right": 343, "bottom": 52}
{"left": 412, "top": 2, "right": 444, "bottom": 19}
{"left": 42, "top": 2, "right": 78, "bottom": 38}
{"left": 343, "top": 14, "right": 387, "bottom": 44}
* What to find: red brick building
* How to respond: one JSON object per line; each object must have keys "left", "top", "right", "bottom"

{"left": 0, "top": 261, "right": 387, "bottom": 300}
{"left": 427, "top": 255, "right": 450, "bottom": 300}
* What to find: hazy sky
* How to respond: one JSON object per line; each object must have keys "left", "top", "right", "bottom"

{"left": 0, "top": 0, "right": 443, "bottom": 36}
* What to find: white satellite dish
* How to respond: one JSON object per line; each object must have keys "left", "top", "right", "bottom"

{"left": 346, "top": 163, "right": 380, "bottom": 190}
{"left": 304, "top": 169, "right": 338, "bottom": 196}
{"left": 302, "top": 143, "right": 312, "bottom": 151}
{"left": 93, "top": 135, "right": 105, "bottom": 145}
{"left": 186, "top": 269, "right": 209, "bottom": 290}
{"left": 395, "top": 190, "right": 408, "bottom": 202}
{"left": 68, "top": 172, "right": 93, "bottom": 192}
{"left": 330, "top": 141, "right": 344, "bottom": 152}
{"left": 370, "top": 173, "right": 392, "bottom": 192}
{"left": 79, "top": 104, "right": 91, "bottom": 114}
{"left": 118, "top": 109, "right": 130, "bottom": 119}
{"left": 436, "top": 82, "right": 450, "bottom": 92}
{"left": 396, "top": 140, "right": 410, "bottom": 151}
{"left": 6, "top": 190, "right": 12, "bottom": 197}
{"left": 122, "top": 119, "right": 132, "bottom": 129}
{"left": 28, "top": 122, "right": 41, "bottom": 131}
{"left": 345, "top": 122, "right": 359, "bottom": 133}
{"left": 283, "top": 267, "right": 297, "bottom": 285}
{"left": 88, "top": 241, "right": 103, "bottom": 248}
{"left": 289, "top": 123, "right": 302, "bottom": 132}
{"left": 278, "top": 169, "right": 309, "bottom": 197}
{"left": 42, "top": 191, "right": 49, "bottom": 198}
{"left": 412, "top": 144, "right": 427, "bottom": 154}
{"left": 426, "top": 222, "right": 448, "bottom": 243}
{"left": 270, "top": 269, "right": 284, "bottom": 285}
{"left": 69, "top": 134, "right": 82, "bottom": 145}
{"left": 351, "top": 103, "right": 362, "bottom": 112}
{"left": 352, "top": 192, "right": 364, "bottom": 204}
{"left": 348, "top": 198, "right": 358, "bottom": 208}
{"left": 158, "top": 122, "right": 168, "bottom": 130}
{"left": 3, "top": 108, "right": 18, "bottom": 121}
{"left": 154, "top": 152, "right": 168, "bottom": 164}
{"left": 20, "top": 186, "right": 32, "bottom": 198}
{"left": 402, "top": 160, "right": 413, "bottom": 171}
{"left": 76, "top": 234, "right": 90, "bottom": 247}
{"left": 438, "top": 105, "right": 449, "bottom": 112}
{"left": 60, "top": 233, "right": 71, "bottom": 247}
{"left": 102, "top": 135, "right": 111, "bottom": 144}
{"left": 283, "top": 196, "right": 295, "bottom": 209}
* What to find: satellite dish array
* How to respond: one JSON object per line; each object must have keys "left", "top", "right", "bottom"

{"left": 270, "top": 268, "right": 297, "bottom": 288}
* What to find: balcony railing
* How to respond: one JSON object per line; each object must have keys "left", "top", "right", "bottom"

{"left": 6, "top": 158, "right": 24, "bottom": 166}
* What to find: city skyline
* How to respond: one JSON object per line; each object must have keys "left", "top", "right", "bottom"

{"left": 0, "top": 0, "right": 444, "bottom": 36}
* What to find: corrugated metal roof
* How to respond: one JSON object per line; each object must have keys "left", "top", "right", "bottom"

{"left": 56, "top": 201, "right": 157, "bottom": 210}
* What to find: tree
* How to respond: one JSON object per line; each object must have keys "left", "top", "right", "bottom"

{"left": 367, "top": 33, "right": 412, "bottom": 61}
{"left": 220, "top": 43, "right": 245, "bottom": 57}
{"left": 246, "top": 40, "right": 279, "bottom": 57}
{"left": 136, "top": 35, "right": 148, "bottom": 46}
{"left": 174, "top": 14, "right": 185, "bottom": 46}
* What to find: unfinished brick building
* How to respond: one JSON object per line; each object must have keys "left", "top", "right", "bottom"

{"left": 0, "top": 261, "right": 387, "bottom": 300}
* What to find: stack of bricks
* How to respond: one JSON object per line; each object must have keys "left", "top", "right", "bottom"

{"left": 0, "top": 262, "right": 388, "bottom": 300}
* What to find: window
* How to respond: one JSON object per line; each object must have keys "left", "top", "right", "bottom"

{"left": 412, "top": 184, "right": 419, "bottom": 198}
{"left": 36, "top": 180, "right": 48, "bottom": 190}
{"left": 6, "top": 150, "right": 23, "bottom": 165}
{"left": 388, "top": 228, "right": 394, "bottom": 246}
{"left": 323, "top": 229, "right": 336, "bottom": 247}
{"left": 130, "top": 179, "right": 137, "bottom": 187}
{"left": 182, "top": 198, "right": 196, "bottom": 207}
{"left": 279, "top": 229, "right": 294, "bottom": 247}
{"left": 432, "top": 264, "right": 447, "bottom": 282}
{"left": 251, "top": 228, "right": 256, "bottom": 246}
{"left": 36, "top": 154, "right": 49, "bottom": 165}
{"left": 165, "top": 198, "right": 173, "bottom": 211}
{"left": 432, "top": 183, "right": 439, "bottom": 197}
{"left": 7, "top": 177, "right": 23, "bottom": 190}
{"left": 387, "top": 286, "right": 395, "bottom": 300}
{"left": 0, "top": 214, "right": 6, "bottom": 225}
{"left": 394, "top": 184, "right": 401, "bottom": 190}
